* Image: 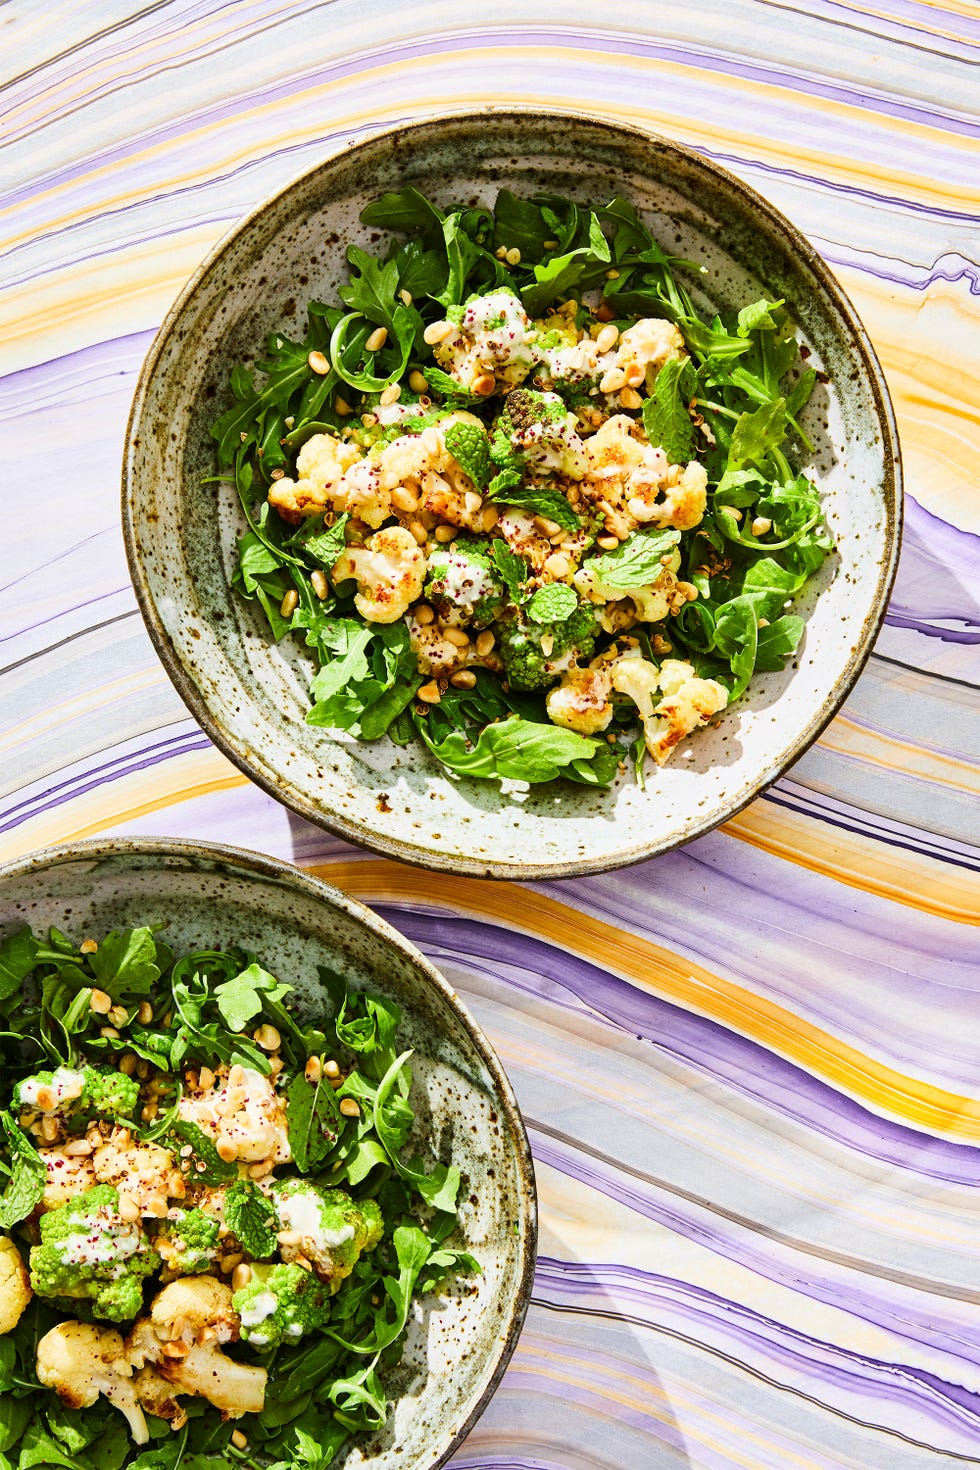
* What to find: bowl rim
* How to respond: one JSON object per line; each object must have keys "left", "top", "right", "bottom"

{"left": 0, "top": 833, "right": 538, "bottom": 1469}
{"left": 121, "top": 107, "right": 903, "bottom": 881}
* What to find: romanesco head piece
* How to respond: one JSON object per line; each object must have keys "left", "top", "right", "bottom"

{"left": 423, "top": 539, "right": 507, "bottom": 627}
{"left": 232, "top": 1261, "right": 332, "bottom": 1350}
{"left": 272, "top": 1179, "right": 384, "bottom": 1287}
{"left": 30, "top": 1185, "right": 160, "bottom": 1323}
{"left": 499, "top": 603, "right": 598, "bottom": 691}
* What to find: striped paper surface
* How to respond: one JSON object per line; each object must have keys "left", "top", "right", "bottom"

{"left": 2, "top": 2, "right": 978, "bottom": 1465}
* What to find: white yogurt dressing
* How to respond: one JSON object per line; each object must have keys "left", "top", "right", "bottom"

{"left": 278, "top": 1187, "right": 355, "bottom": 1250}
{"left": 19, "top": 1068, "right": 86, "bottom": 1110}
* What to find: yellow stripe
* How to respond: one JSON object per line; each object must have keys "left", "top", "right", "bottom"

{"left": 816, "top": 714, "right": 980, "bottom": 797}
{"left": 306, "top": 857, "right": 980, "bottom": 1140}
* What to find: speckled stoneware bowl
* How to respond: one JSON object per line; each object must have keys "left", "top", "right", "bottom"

{"left": 0, "top": 837, "right": 536, "bottom": 1470}
{"left": 123, "top": 110, "right": 901, "bottom": 878}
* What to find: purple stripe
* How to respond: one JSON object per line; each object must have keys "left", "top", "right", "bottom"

{"left": 380, "top": 908, "right": 980, "bottom": 1185}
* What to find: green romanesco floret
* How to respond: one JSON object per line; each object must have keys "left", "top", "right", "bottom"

{"left": 30, "top": 1184, "right": 160, "bottom": 1323}
{"left": 155, "top": 1208, "right": 220, "bottom": 1281}
{"left": 498, "top": 603, "right": 599, "bottom": 691}
{"left": 13, "top": 1064, "right": 139, "bottom": 1124}
{"left": 271, "top": 1179, "right": 384, "bottom": 1288}
{"left": 232, "top": 1261, "right": 332, "bottom": 1349}
{"left": 423, "top": 539, "right": 507, "bottom": 627}
{"left": 490, "top": 388, "right": 587, "bottom": 478}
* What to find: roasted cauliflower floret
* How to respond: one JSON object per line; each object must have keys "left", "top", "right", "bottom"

{"left": 233, "top": 1261, "right": 332, "bottom": 1349}
{"left": 614, "top": 317, "right": 687, "bottom": 389}
{"left": 490, "top": 388, "right": 588, "bottom": 479}
{"left": 178, "top": 1064, "right": 290, "bottom": 1167}
{"left": 545, "top": 666, "right": 615, "bottom": 735}
{"left": 423, "top": 539, "right": 506, "bottom": 627}
{"left": 155, "top": 1208, "right": 221, "bottom": 1282}
{"left": 0, "top": 1236, "right": 31, "bottom": 1334}
{"left": 128, "top": 1275, "right": 266, "bottom": 1419}
{"left": 39, "top": 1145, "right": 98, "bottom": 1210}
{"left": 644, "top": 658, "right": 728, "bottom": 764}
{"left": 333, "top": 526, "right": 426, "bottom": 624}
{"left": 36, "top": 1321, "right": 149, "bottom": 1444}
{"left": 267, "top": 433, "right": 362, "bottom": 524}
{"left": 585, "top": 415, "right": 706, "bottom": 533}
{"left": 432, "top": 291, "right": 538, "bottom": 393}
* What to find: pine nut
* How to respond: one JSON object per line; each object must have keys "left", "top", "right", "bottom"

{"left": 540, "top": 633, "right": 555, "bottom": 657}
{"left": 305, "top": 1056, "right": 322, "bottom": 1084}
{"left": 597, "top": 534, "right": 620, "bottom": 550}
{"left": 413, "top": 603, "right": 435, "bottom": 625}
{"left": 549, "top": 528, "right": 566, "bottom": 545}
{"left": 307, "top": 350, "right": 329, "bottom": 375}
{"left": 434, "top": 524, "right": 457, "bottom": 543}
{"left": 277, "top": 1229, "right": 302, "bottom": 1247}
{"left": 606, "top": 268, "right": 621, "bottom": 280}
{"left": 408, "top": 519, "right": 428, "bottom": 545}
{"left": 100, "top": 1026, "right": 120, "bottom": 1040}
{"left": 619, "top": 387, "right": 643, "bottom": 411}
{"left": 249, "top": 1160, "right": 273, "bottom": 1179}
{"left": 324, "top": 1059, "right": 341, "bottom": 1079}
{"left": 231, "top": 1430, "right": 249, "bottom": 1451}
{"left": 231, "top": 1264, "right": 252, "bottom": 1293}
{"left": 64, "top": 1137, "right": 94, "bottom": 1156}
{"left": 450, "top": 669, "right": 477, "bottom": 689}
{"left": 625, "top": 364, "right": 645, "bottom": 387}
{"left": 475, "top": 630, "right": 495, "bottom": 657}
{"left": 216, "top": 1139, "right": 237, "bottom": 1163}
{"left": 90, "top": 989, "right": 112, "bottom": 1015}
{"left": 118, "top": 1052, "right": 137, "bottom": 1076}
{"left": 311, "top": 569, "right": 329, "bottom": 599}
{"left": 596, "top": 324, "right": 619, "bottom": 353}
{"left": 40, "top": 1116, "right": 59, "bottom": 1142}
{"left": 544, "top": 552, "right": 570, "bottom": 578}
{"left": 391, "top": 485, "right": 420, "bottom": 513}
{"left": 109, "top": 1005, "right": 128, "bottom": 1028}
{"left": 335, "top": 396, "right": 352, "bottom": 416}
{"left": 480, "top": 504, "right": 499, "bottom": 532}
{"left": 719, "top": 505, "right": 742, "bottom": 521}
{"left": 379, "top": 381, "right": 401, "bottom": 407}
{"left": 361, "top": 412, "right": 378, "bottom": 427}
{"left": 751, "top": 517, "right": 772, "bottom": 536}
{"left": 339, "top": 1098, "right": 361, "bottom": 1118}
{"left": 533, "top": 515, "right": 562, "bottom": 537}
{"left": 79, "top": 938, "right": 98, "bottom": 955}
{"left": 463, "top": 490, "right": 483, "bottom": 517}
{"left": 505, "top": 247, "right": 522, "bottom": 266}
{"left": 418, "top": 681, "right": 441, "bottom": 704}
{"left": 136, "top": 1060, "right": 150, "bottom": 1079}
{"left": 398, "top": 288, "right": 413, "bottom": 307}
{"left": 544, "top": 239, "right": 558, "bottom": 250}
{"left": 423, "top": 320, "right": 453, "bottom": 345}
{"left": 198, "top": 1066, "right": 214, "bottom": 1091}
{"left": 443, "top": 626, "right": 470, "bottom": 648}
{"left": 472, "top": 373, "right": 496, "bottom": 397}
{"left": 280, "top": 589, "right": 298, "bottom": 617}
{"left": 137, "top": 1001, "right": 154, "bottom": 1025}
{"left": 365, "top": 327, "right": 388, "bottom": 353}
{"left": 146, "top": 1196, "right": 169, "bottom": 1218}
{"left": 254, "top": 1024, "right": 281, "bottom": 1052}
{"left": 35, "top": 1087, "right": 55, "bottom": 1112}
{"left": 408, "top": 370, "right": 428, "bottom": 393}
{"left": 599, "top": 367, "right": 626, "bottom": 393}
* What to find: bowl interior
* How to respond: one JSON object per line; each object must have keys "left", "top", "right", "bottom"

{"left": 124, "top": 112, "right": 899, "bottom": 877}
{"left": 0, "top": 839, "right": 536, "bottom": 1470}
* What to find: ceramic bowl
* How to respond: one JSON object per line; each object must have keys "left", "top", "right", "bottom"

{"left": 122, "top": 110, "right": 901, "bottom": 877}
{"left": 0, "top": 837, "right": 536, "bottom": 1469}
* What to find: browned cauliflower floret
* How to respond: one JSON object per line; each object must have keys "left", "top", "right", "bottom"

{"left": 178, "top": 1063, "right": 290, "bottom": 1168}
{"left": 127, "top": 1276, "right": 266, "bottom": 1419}
{"left": 432, "top": 291, "right": 538, "bottom": 393}
{"left": 644, "top": 658, "right": 728, "bottom": 764}
{"left": 40, "top": 1130, "right": 184, "bottom": 1216}
{"left": 545, "top": 667, "right": 615, "bottom": 735}
{"left": 585, "top": 416, "right": 706, "bottom": 533}
{"left": 267, "top": 433, "right": 362, "bottom": 524}
{"left": 614, "top": 317, "right": 687, "bottom": 389}
{"left": 333, "top": 526, "right": 426, "bottom": 623}
{"left": 0, "top": 1236, "right": 31, "bottom": 1334}
{"left": 37, "top": 1321, "right": 149, "bottom": 1444}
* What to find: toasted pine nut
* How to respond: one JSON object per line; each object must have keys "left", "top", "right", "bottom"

{"left": 423, "top": 320, "right": 453, "bottom": 345}
{"left": 540, "top": 633, "right": 555, "bottom": 657}
{"left": 335, "top": 396, "right": 352, "bottom": 416}
{"left": 408, "top": 370, "right": 428, "bottom": 393}
{"left": 339, "top": 1098, "right": 361, "bottom": 1118}
{"left": 64, "top": 1137, "right": 94, "bottom": 1156}
{"left": 198, "top": 1066, "right": 214, "bottom": 1091}
{"left": 100, "top": 1026, "right": 120, "bottom": 1040}
{"left": 751, "top": 517, "right": 772, "bottom": 536}
{"left": 533, "top": 515, "right": 562, "bottom": 537}
{"left": 475, "top": 630, "right": 495, "bottom": 657}
{"left": 718, "top": 505, "right": 742, "bottom": 521}
{"left": 231, "top": 1430, "right": 249, "bottom": 1451}
{"left": 311, "top": 569, "right": 329, "bottom": 599}
{"left": 408, "top": 518, "right": 428, "bottom": 545}
{"left": 606, "top": 268, "right": 621, "bottom": 280}
{"left": 249, "top": 1160, "right": 273, "bottom": 1180}
{"left": 40, "top": 1116, "right": 59, "bottom": 1142}
{"left": 90, "top": 989, "right": 112, "bottom": 1015}
{"left": 108, "top": 1005, "right": 128, "bottom": 1028}
{"left": 505, "top": 247, "right": 521, "bottom": 266}
{"left": 450, "top": 669, "right": 477, "bottom": 689}
{"left": 146, "top": 1195, "right": 169, "bottom": 1219}
{"left": 379, "top": 381, "right": 401, "bottom": 407}
{"left": 280, "top": 589, "right": 298, "bottom": 617}
{"left": 599, "top": 367, "right": 626, "bottom": 394}
{"left": 443, "top": 626, "right": 470, "bottom": 648}
{"left": 472, "top": 373, "right": 495, "bottom": 397}
{"left": 596, "top": 534, "right": 620, "bottom": 550}
{"left": 79, "top": 938, "right": 98, "bottom": 955}
{"left": 480, "top": 504, "right": 499, "bottom": 532}
{"left": 305, "top": 1056, "right": 322, "bottom": 1084}
{"left": 360, "top": 412, "right": 378, "bottom": 427}
{"left": 413, "top": 603, "right": 435, "bottom": 625}
{"left": 35, "top": 1087, "right": 55, "bottom": 1112}
{"left": 398, "top": 288, "right": 413, "bottom": 307}
{"left": 463, "top": 490, "right": 483, "bottom": 517}
{"left": 619, "top": 387, "right": 643, "bottom": 411}
{"left": 216, "top": 1139, "right": 237, "bottom": 1163}
{"left": 162, "top": 1341, "right": 189, "bottom": 1360}
{"left": 324, "top": 1059, "right": 341, "bottom": 1079}
{"left": 434, "top": 524, "right": 457, "bottom": 543}
{"left": 254, "top": 1023, "right": 281, "bottom": 1052}
{"left": 231, "top": 1263, "right": 252, "bottom": 1293}
{"left": 596, "top": 323, "right": 619, "bottom": 353}
{"left": 418, "top": 680, "right": 441, "bottom": 704}
{"left": 307, "top": 350, "right": 329, "bottom": 375}
{"left": 277, "top": 1229, "right": 302, "bottom": 1247}
{"left": 365, "top": 327, "right": 388, "bottom": 353}
{"left": 544, "top": 552, "right": 570, "bottom": 578}
{"left": 391, "top": 485, "right": 420, "bottom": 513}
{"left": 625, "top": 364, "right": 645, "bottom": 387}
{"left": 118, "top": 1052, "right": 138, "bottom": 1076}
{"left": 137, "top": 1001, "right": 154, "bottom": 1025}
{"left": 117, "top": 1194, "right": 139, "bottom": 1222}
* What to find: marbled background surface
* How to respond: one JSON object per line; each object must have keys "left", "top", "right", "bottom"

{"left": 2, "top": 2, "right": 978, "bottom": 1465}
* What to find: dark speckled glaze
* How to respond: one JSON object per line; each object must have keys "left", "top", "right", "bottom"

{"left": 122, "top": 111, "right": 901, "bottom": 878}
{"left": 0, "top": 837, "right": 537, "bottom": 1470}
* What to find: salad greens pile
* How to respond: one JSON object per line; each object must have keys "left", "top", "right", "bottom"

{"left": 211, "top": 186, "right": 832, "bottom": 788}
{"left": 0, "top": 922, "right": 477, "bottom": 1470}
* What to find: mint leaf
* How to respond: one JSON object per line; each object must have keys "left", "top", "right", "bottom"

{"left": 486, "top": 479, "right": 580, "bottom": 531}
{"left": 641, "top": 358, "right": 695, "bottom": 463}
{"left": 424, "top": 365, "right": 479, "bottom": 401}
{"left": 590, "top": 528, "right": 681, "bottom": 589}
{"left": 527, "top": 583, "right": 578, "bottom": 624}
{"left": 490, "top": 539, "right": 529, "bottom": 602}
{"left": 443, "top": 422, "right": 491, "bottom": 488}
{"left": 0, "top": 1116, "right": 45, "bottom": 1228}
{"left": 167, "top": 1120, "right": 237, "bottom": 1185}
{"left": 224, "top": 1179, "right": 279, "bottom": 1258}
{"left": 297, "top": 513, "right": 349, "bottom": 570}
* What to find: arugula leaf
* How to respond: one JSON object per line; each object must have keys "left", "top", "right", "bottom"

{"left": 526, "top": 583, "right": 578, "bottom": 624}
{"left": 0, "top": 928, "right": 37, "bottom": 1001}
{"left": 339, "top": 247, "right": 400, "bottom": 330}
{"left": 224, "top": 1179, "right": 279, "bottom": 1258}
{"left": 443, "top": 422, "right": 491, "bottom": 488}
{"left": 641, "top": 358, "right": 695, "bottom": 464}
{"left": 728, "top": 398, "right": 788, "bottom": 468}
{"left": 335, "top": 991, "right": 401, "bottom": 1063}
{"left": 490, "top": 539, "right": 529, "bottom": 602}
{"left": 755, "top": 614, "right": 805, "bottom": 670}
{"left": 214, "top": 961, "right": 290, "bottom": 1033}
{"left": 0, "top": 1116, "right": 45, "bottom": 1228}
{"left": 422, "top": 714, "right": 602, "bottom": 783}
{"left": 590, "top": 528, "right": 681, "bottom": 589}
{"left": 360, "top": 186, "right": 444, "bottom": 243}
{"left": 285, "top": 1071, "right": 342, "bottom": 1171}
